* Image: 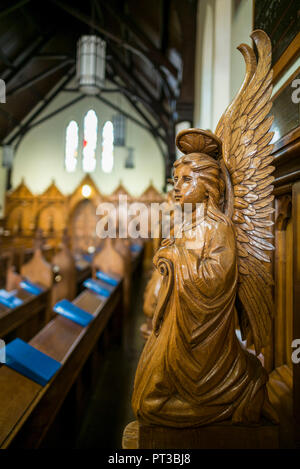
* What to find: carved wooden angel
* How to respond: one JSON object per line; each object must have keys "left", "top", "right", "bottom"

{"left": 132, "top": 30, "right": 277, "bottom": 427}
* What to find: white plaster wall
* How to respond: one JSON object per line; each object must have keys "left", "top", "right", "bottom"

{"left": 10, "top": 82, "right": 165, "bottom": 198}
{"left": 194, "top": 0, "right": 253, "bottom": 131}
{"left": 230, "top": 0, "right": 253, "bottom": 100}
{"left": 194, "top": 0, "right": 214, "bottom": 130}
{"left": 212, "top": 0, "right": 232, "bottom": 130}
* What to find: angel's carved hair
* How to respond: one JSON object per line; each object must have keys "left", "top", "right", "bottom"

{"left": 174, "top": 152, "right": 225, "bottom": 208}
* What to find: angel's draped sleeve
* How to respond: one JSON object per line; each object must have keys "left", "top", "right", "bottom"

{"left": 169, "top": 219, "right": 237, "bottom": 316}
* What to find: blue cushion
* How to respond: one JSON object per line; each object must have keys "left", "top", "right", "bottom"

{"left": 83, "top": 278, "right": 110, "bottom": 298}
{"left": 96, "top": 270, "right": 119, "bottom": 286}
{"left": 130, "top": 244, "right": 142, "bottom": 253}
{"left": 0, "top": 290, "right": 23, "bottom": 308}
{"left": 20, "top": 279, "right": 44, "bottom": 295}
{"left": 53, "top": 299, "right": 94, "bottom": 327}
{"left": 5, "top": 338, "right": 61, "bottom": 386}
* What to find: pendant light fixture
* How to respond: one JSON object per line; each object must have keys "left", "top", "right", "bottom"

{"left": 76, "top": 35, "right": 106, "bottom": 95}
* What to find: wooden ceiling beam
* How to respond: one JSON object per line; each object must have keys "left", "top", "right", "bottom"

{"left": 0, "top": 51, "right": 15, "bottom": 69}
{"left": 4, "top": 65, "right": 75, "bottom": 145}
{"left": 160, "top": 0, "right": 170, "bottom": 54}
{"left": 0, "top": 0, "right": 31, "bottom": 19}
{"left": 0, "top": 107, "right": 21, "bottom": 127}
{"left": 159, "top": 0, "right": 170, "bottom": 101}
{"left": 173, "top": 0, "right": 197, "bottom": 123}
{"left": 26, "top": 95, "right": 85, "bottom": 132}
{"left": 6, "top": 59, "right": 74, "bottom": 96}
{"left": 94, "top": 0, "right": 176, "bottom": 101}
{"left": 107, "top": 66, "right": 169, "bottom": 131}
{"left": 2, "top": 31, "right": 57, "bottom": 84}
{"left": 122, "top": 93, "right": 168, "bottom": 153}
{"left": 108, "top": 49, "right": 170, "bottom": 121}
{"left": 95, "top": 94, "right": 152, "bottom": 133}
{"left": 96, "top": 93, "right": 167, "bottom": 163}
{"left": 108, "top": 73, "right": 166, "bottom": 141}
{"left": 97, "top": 0, "right": 178, "bottom": 78}
{"left": 36, "top": 53, "right": 71, "bottom": 60}
{"left": 50, "top": 0, "right": 162, "bottom": 72}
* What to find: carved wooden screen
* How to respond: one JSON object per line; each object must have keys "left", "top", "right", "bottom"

{"left": 267, "top": 83, "right": 300, "bottom": 449}
{"left": 254, "top": 0, "right": 300, "bottom": 444}
{"left": 71, "top": 199, "right": 98, "bottom": 253}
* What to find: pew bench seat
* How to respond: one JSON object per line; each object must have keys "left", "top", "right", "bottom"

{"left": 0, "top": 287, "right": 50, "bottom": 341}
{"left": 0, "top": 281, "right": 122, "bottom": 449}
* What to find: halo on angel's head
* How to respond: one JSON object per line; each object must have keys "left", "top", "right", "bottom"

{"left": 176, "top": 128, "right": 222, "bottom": 159}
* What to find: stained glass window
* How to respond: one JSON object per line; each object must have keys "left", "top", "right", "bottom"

{"left": 102, "top": 121, "right": 114, "bottom": 173}
{"left": 82, "top": 109, "right": 98, "bottom": 173}
{"left": 65, "top": 120, "right": 79, "bottom": 172}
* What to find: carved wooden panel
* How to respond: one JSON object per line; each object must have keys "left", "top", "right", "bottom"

{"left": 68, "top": 174, "right": 103, "bottom": 215}
{"left": 292, "top": 180, "right": 300, "bottom": 446}
{"left": 274, "top": 195, "right": 293, "bottom": 368}
{"left": 5, "top": 180, "right": 36, "bottom": 236}
{"left": 138, "top": 183, "right": 165, "bottom": 204}
{"left": 0, "top": 251, "right": 12, "bottom": 289}
{"left": 3, "top": 176, "right": 164, "bottom": 258}
{"left": 36, "top": 183, "right": 66, "bottom": 233}
{"left": 71, "top": 199, "right": 98, "bottom": 253}
{"left": 37, "top": 204, "right": 65, "bottom": 235}
{"left": 108, "top": 181, "right": 133, "bottom": 204}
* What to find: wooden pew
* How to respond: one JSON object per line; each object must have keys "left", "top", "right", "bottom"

{"left": 1, "top": 229, "right": 92, "bottom": 343}
{"left": 92, "top": 237, "right": 129, "bottom": 318}
{"left": 0, "top": 251, "right": 13, "bottom": 289}
{"left": 51, "top": 230, "right": 77, "bottom": 307}
{"left": 0, "top": 281, "right": 123, "bottom": 448}
{"left": 20, "top": 231, "right": 53, "bottom": 290}
{"left": 0, "top": 233, "right": 52, "bottom": 342}
{"left": 0, "top": 229, "right": 144, "bottom": 448}
{"left": 74, "top": 257, "right": 92, "bottom": 292}
{"left": 0, "top": 231, "right": 55, "bottom": 342}
{"left": 0, "top": 287, "right": 50, "bottom": 343}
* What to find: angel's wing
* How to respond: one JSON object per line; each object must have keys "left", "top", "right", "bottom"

{"left": 215, "top": 30, "right": 275, "bottom": 355}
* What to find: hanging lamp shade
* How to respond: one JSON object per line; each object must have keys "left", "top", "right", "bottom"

{"left": 76, "top": 35, "right": 106, "bottom": 95}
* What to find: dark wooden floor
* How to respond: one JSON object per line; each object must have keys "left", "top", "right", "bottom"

{"left": 76, "top": 270, "right": 147, "bottom": 449}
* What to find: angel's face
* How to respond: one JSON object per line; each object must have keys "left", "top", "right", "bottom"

{"left": 173, "top": 164, "right": 206, "bottom": 207}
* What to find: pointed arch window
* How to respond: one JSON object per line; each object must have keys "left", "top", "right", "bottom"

{"left": 82, "top": 109, "right": 98, "bottom": 173}
{"left": 65, "top": 120, "right": 79, "bottom": 172}
{"left": 102, "top": 121, "right": 114, "bottom": 173}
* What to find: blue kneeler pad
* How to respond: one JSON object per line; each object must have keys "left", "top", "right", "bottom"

{"left": 83, "top": 278, "right": 111, "bottom": 298}
{"left": 0, "top": 289, "right": 23, "bottom": 308}
{"left": 130, "top": 243, "right": 142, "bottom": 253}
{"left": 5, "top": 338, "right": 61, "bottom": 386}
{"left": 53, "top": 299, "right": 94, "bottom": 327}
{"left": 96, "top": 270, "right": 119, "bottom": 287}
{"left": 20, "top": 279, "right": 44, "bottom": 295}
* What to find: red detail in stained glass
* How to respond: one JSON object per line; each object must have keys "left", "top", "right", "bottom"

{"left": 83, "top": 139, "right": 87, "bottom": 148}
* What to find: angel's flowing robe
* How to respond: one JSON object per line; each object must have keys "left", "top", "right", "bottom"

{"left": 132, "top": 206, "right": 269, "bottom": 427}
